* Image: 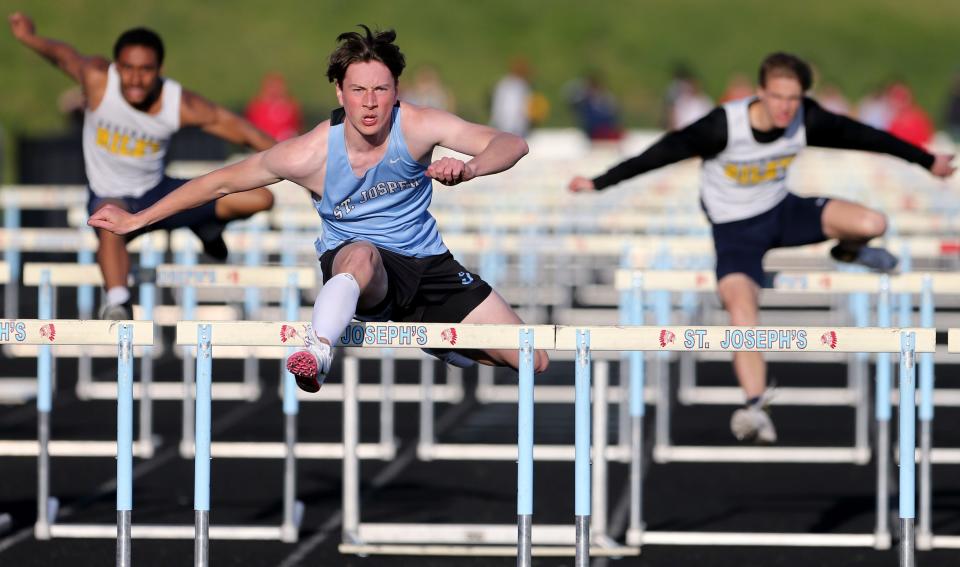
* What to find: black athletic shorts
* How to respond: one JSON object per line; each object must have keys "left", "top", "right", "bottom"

{"left": 711, "top": 193, "right": 830, "bottom": 286}
{"left": 319, "top": 241, "right": 493, "bottom": 324}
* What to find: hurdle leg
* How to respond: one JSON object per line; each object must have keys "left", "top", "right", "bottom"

{"left": 627, "top": 348, "right": 645, "bottom": 547}
{"left": 477, "top": 364, "right": 495, "bottom": 403}
{"left": 516, "top": 329, "right": 534, "bottom": 567}
{"left": 898, "top": 333, "right": 917, "bottom": 567}
{"left": 418, "top": 358, "right": 435, "bottom": 459}
{"left": 194, "top": 325, "right": 213, "bottom": 567}
{"left": 853, "top": 353, "right": 870, "bottom": 462}
{"left": 380, "top": 350, "right": 396, "bottom": 457}
{"left": 574, "top": 330, "right": 592, "bottom": 566}
{"left": 116, "top": 325, "right": 134, "bottom": 567}
{"left": 181, "top": 350, "right": 196, "bottom": 457}
{"left": 617, "top": 355, "right": 630, "bottom": 456}
{"left": 653, "top": 352, "right": 671, "bottom": 460}
{"left": 139, "top": 350, "right": 155, "bottom": 458}
{"left": 875, "top": 278, "right": 893, "bottom": 549}
{"left": 592, "top": 360, "right": 610, "bottom": 542}
{"left": 917, "top": 278, "right": 934, "bottom": 550}
{"left": 75, "top": 247, "right": 95, "bottom": 400}
{"left": 35, "top": 390, "right": 52, "bottom": 539}
{"left": 35, "top": 270, "right": 55, "bottom": 540}
{"left": 280, "top": 390, "right": 300, "bottom": 542}
{"left": 342, "top": 356, "right": 361, "bottom": 542}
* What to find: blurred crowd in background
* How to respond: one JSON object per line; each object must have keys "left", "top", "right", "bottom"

{"left": 17, "top": 54, "right": 960, "bottom": 186}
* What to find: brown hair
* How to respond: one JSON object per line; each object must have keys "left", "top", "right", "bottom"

{"left": 758, "top": 52, "right": 812, "bottom": 91}
{"left": 326, "top": 25, "right": 405, "bottom": 85}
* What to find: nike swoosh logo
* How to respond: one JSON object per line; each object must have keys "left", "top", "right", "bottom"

{"left": 389, "top": 158, "right": 401, "bottom": 164}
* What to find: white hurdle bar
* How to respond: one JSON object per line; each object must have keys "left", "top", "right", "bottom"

{"left": 0, "top": 319, "right": 154, "bottom": 567}
{"left": 561, "top": 325, "right": 932, "bottom": 564}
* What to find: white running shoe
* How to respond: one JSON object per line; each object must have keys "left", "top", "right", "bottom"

{"left": 285, "top": 326, "right": 333, "bottom": 393}
{"left": 730, "top": 392, "right": 778, "bottom": 444}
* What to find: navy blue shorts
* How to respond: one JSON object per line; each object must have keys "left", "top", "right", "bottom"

{"left": 711, "top": 193, "right": 830, "bottom": 286}
{"left": 87, "top": 176, "right": 218, "bottom": 240}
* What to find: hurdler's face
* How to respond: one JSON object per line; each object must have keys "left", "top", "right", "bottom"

{"left": 336, "top": 60, "right": 398, "bottom": 139}
{"left": 757, "top": 75, "right": 803, "bottom": 129}
{"left": 116, "top": 45, "right": 161, "bottom": 107}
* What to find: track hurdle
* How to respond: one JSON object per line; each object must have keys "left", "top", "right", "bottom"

{"left": 615, "top": 269, "right": 877, "bottom": 463}
{"left": 21, "top": 261, "right": 315, "bottom": 455}
{"left": 564, "top": 325, "right": 931, "bottom": 561}
{"left": 0, "top": 319, "right": 153, "bottom": 567}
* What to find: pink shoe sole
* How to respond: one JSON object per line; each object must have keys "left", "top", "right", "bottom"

{"left": 286, "top": 351, "right": 321, "bottom": 393}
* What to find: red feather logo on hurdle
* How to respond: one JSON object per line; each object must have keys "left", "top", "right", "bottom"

{"left": 39, "top": 323, "right": 56, "bottom": 342}
{"left": 279, "top": 324, "right": 298, "bottom": 343}
{"left": 821, "top": 331, "right": 838, "bottom": 350}
{"left": 659, "top": 329, "right": 675, "bottom": 348}
{"left": 441, "top": 327, "right": 458, "bottom": 346}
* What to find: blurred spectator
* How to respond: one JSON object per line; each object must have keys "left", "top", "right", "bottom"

{"left": 945, "top": 73, "right": 960, "bottom": 141}
{"left": 857, "top": 84, "right": 894, "bottom": 130}
{"left": 887, "top": 82, "right": 934, "bottom": 148}
{"left": 565, "top": 71, "right": 623, "bottom": 141}
{"left": 245, "top": 73, "right": 302, "bottom": 141}
{"left": 663, "top": 64, "right": 712, "bottom": 129}
{"left": 402, "top": 65, "right": 455, "bottom": 111}
{"left": 490, "top": 57, "right": 532, "bottom": 136}
{"left": 816, "top": 84, "right": 851, "bottom": 116}
{"left": 719, "top": 73, "right": 754, "bottom": 103}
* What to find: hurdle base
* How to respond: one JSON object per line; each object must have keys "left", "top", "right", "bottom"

{"left": 927, "top": 535, "right": 960, "bottom": 549}
{"left": 177, "top": 441, "right": 395, "bottom": 460}
{"left": 46, "top": 522, "right": 297, "bottom": 540}
{"left": 0, "top": 439, "right": 156, "bottom": 458}
{"left": 652, "top": 445, "right": 871, "bottom": 465}
{"left": 338, "top": 543, "right": 639, "bottom": 557}
{"left": 417, "top": 443, "right": 630, "bottom": 463}
{"left": 629, "top": 530, "right": 883, "bottom": 548}
{"left": 349, "top": 522, "right": 633, "bottom": 550}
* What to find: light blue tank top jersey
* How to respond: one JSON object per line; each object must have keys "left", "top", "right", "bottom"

{"left": 314, "top": 106, "right": 447, "bottom": 258}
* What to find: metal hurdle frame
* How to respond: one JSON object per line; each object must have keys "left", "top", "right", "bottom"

{"left": 615, "top": 269, "right": 877, "bottom": 465}
{"left": 573, "top": 325, "right": 931, "bottom": 561}
{"left": 0, "top": 231, "right": 165, "bottom": 405}
{"left": 18, "top": 262, "right": 324, "bottom": 457}
{"left": 0, "top": 319, "right": 154, "bottom": 566}
{"left": 0, "top": 269, "right": 158, "bottom": 459}
{"left": 175, "top": 321, "right": 638, "bottom": 559}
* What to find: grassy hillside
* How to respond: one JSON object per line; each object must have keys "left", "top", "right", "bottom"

{"left": 2, "top": 0, "right": 959, "bottom": 135}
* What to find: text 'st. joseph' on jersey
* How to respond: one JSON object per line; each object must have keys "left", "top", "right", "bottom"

{"left": 82, "top": 64, "right": 181, "bottom": 198}
{"left": 314, "top": 105, "right": 447, "bottom": 258}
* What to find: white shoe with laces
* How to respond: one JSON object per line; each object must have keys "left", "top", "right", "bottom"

{"left": 285, "top": 325, "right": 333, "bottom": 393}
{"left": 730, "top": 390, "right": 778, "bottom": 444}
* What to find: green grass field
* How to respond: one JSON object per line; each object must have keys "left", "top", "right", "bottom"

{"left": 2, "top": 0, "right": 959, "bottom": 138}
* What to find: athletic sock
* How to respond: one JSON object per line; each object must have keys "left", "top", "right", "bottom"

{"left": 311, "top": 273, "right": 361, "bottom": 344}
{"left": 106, "top": 286, "right": 131, "bottom": 306}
